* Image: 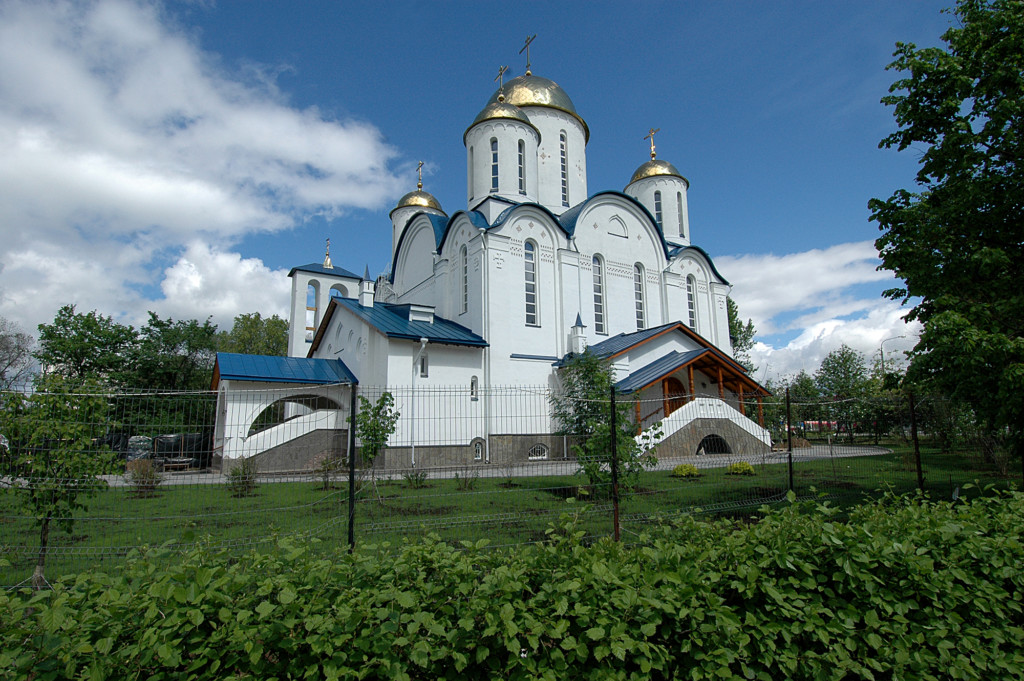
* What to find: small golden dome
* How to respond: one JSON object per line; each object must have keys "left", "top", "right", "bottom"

{"left": 485, "top": 74, "right": 589, "bottom": 141}
{"left": 391, "top": 189, "right": 444, "bottom": 215}
{"left": 628, "top": 159, "right": 687, "bottom": 186}
{"left": 464, "top": 101, "right": 540, "bottom": 142}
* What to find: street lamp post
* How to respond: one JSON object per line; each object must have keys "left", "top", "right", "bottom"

{"left": 880, "top": 335, "right": 906, "bottom": 377}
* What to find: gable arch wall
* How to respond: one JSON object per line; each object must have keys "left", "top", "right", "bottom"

{"left": 667, "top": 253, "right": 731, "bottom": 351}
{"left": 393, "top": 217, "right": 441, "bottom": 302}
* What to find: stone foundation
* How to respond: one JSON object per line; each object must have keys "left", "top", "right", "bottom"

{"left": 656, "top": 418, "right": 770, "bottom": 458}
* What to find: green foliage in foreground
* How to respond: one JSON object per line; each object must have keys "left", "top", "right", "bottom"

{"left": 2, "top": 492, "right": 1023, "bottom": 680}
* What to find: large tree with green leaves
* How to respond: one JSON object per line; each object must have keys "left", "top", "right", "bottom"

{"left": 217, "top": 312, "right": 288, "bottom": 357}
{"left": 869, "top": 0, "right": 1024, "bottom": 457}
{"left": 35, "top": 305, "right": 138, "bottom": 384}
{"left": 815, "top": 345, "right": 870, "bottom": 444}
{"left": 134, "top": 312, "right": 219, "bottom": 391}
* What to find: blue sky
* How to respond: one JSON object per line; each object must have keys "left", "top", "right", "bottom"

{"left": 0, "top": 0, "right": 952, "bottom": 380}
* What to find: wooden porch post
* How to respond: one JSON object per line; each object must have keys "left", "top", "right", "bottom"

{"left": 738, "top": 384, "right": 745, "bottom": 416}
{"left": 717, "top": 367, "right": 724, "bottom": 399}
{"left": 687, "top": 366, "right": 695, "bottom": 402}
{"left": 757, "top": 395, "right": 764, "bottom": 426}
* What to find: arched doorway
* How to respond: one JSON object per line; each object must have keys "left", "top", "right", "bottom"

{"left": 696, "top": 434, "right": 731, "bottom": 456}
{"left": 663, "top": 377, "right": 687, "bottom": 416}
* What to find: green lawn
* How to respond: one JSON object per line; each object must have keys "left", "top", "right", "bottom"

{"left": 1, "top": 442, "right": 1016, "bottom": 587}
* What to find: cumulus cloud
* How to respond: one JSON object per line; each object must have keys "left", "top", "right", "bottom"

{"left": 720, "top": 241, "right": 921, "bottom": 382}
{"left": 0, "top": 0, "right": 403, "bottom": 333}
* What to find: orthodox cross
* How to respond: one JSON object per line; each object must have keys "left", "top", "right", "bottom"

{"left": 644, "top": 127, "right": 661, "bottom": 160}
{"left": 494, "top": 64, "right": 509, "bottom": 100}
{"left": 417, "top": 161, "right": 424, "bottom": 190}
{"left": 519, "top": 34, "right": 536, "bottom": 76}
{"left": 323, "top": 237, "right": 333, "bottom": 269}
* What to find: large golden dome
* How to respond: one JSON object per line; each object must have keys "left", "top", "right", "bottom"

{"left": 628, "top": 159, "right": 687, "bottom": 186}
{"left": 486, "top": 74, "right": 589, "bottom": 141}
{"left": 390, "top": 189, "right": 445, "bottom": 216}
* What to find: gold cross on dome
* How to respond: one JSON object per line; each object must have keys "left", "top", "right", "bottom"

{"left": 644, "top": 127, "right": 661, "bottom": 160}
{"left": 520, "top": 34, "right": 536, "bottom": 76}
{"left": 494, "top": 65, "right": 509, "bottom": 100}
{"left": 417, "top": 161, "right": 424, "bottom": 190}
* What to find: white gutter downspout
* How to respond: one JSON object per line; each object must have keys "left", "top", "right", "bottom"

{"left": 411, "top": 337, "right": 429, "bottom": 467}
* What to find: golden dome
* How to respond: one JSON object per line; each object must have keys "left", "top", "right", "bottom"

{"left": 464, "top": 101, "right": 540, "bottom": 142}
{"left": 485, "top": 74, "right": 589, "bottom": 141}
{"left": 390, "top": 189, "right": 444, "bottom": 216}
{"left": 628, "top": 159, "right": 688, "bottom": 186}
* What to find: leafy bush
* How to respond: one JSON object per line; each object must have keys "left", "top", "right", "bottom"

{"left": 671, "top": 463, "right": 700, "bottom": 478}
{"left": 225, "top": 457, "right": 259, "bottom": 497}
{"left": 2, "top": 492, "right": 1023, "bottom": 680}
{"left": 453, "top": 465, "right": 478, "bottom": 491}
{"left": 726, "top": 461, "right": 755, "bottom": 476}
{"left": 125, "top": 459, "right": 163, "bottom": 498}
{"left": 402, "top": 469, "right": 428, "bottom": 489}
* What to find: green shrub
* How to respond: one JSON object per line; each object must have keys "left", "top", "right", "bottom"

{"left": 226, "top": 457, "right": 259, "bottom": 497}
{"left": 402, "top": 469, "right": 428, "bottom": 489}
{"left": 125, "top": 459, "right": 163, "bottom": 498}
{"left": 3, "top": 492, "right": 1022, "bottom": 681}
{"left": 671, "top": 463, "right": 700, "bottom": 478}
{"left": 726, "top": 461, "right": 755, "bottom": 476}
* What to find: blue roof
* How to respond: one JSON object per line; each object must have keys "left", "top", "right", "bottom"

{"left": 614, "top": 349, "right": 707, "bottom": 393}
{"left": 580, "top": 322, "right": 681, "bottom": 362}
{"left": 288, "top": 262, "right": 362, "bottom": 280}
{"left": 331, "top": 298, "right": 488, "bottom": 347}
{"left": 215, "top": 353, "right": 356, "bottom": 386}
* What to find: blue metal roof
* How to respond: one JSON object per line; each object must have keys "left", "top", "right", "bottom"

{"left": 615, "top": 349, "right": 707, "bottom": 393}
{"left": 584, "top": 322, "right": 681, "bottom": 361}
{"left": 287, "top": 262, "right": 362, "bottom": 280}
{"left": 215, "top": 353, "right": 357, "bottom": 385}
{"left": 332, "top": 298, "right": 488, "bottom": 347}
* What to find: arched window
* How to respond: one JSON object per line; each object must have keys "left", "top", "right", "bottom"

{"left": 676, "top": 192, "right": 684, "bottom": 235}
{"left": 305, "top": 281, "right": 320, "bottom": 342}
{"left": 654, "top": 190, "right": 663, "bottom": 229}
{"left": 470, "top": 375, "right": 479, "bottom": 401}
{"left": 474, "top": 441, "right": 484, "bottom": 460}
{"left": 518, "top": 140, "right": 526, "bottom": 194}
{"left": 419, "top": 353, "right": 429, "bottom": 378}
{"left": 524, "top": 240, "right": 538, "bottom": 326}
{"left": 559, "top": 133, "right": 569, "bottom": 206}
{"left": 634, "top": 264, "right": 646, "bottom": 330}
{"left": 490, "top": 138, "right": 498, "bottom": 193}
{"left": 593, "top": 255, "right": 606, "bottom": 335}
{"left": 460, "top": 245, "right": 469, "bottom": 314}
{"left": 528, "top": 443, "right": 549, "bottom": 460}
{"left": 686, "top": 275, "right": 697, "bottom": 330}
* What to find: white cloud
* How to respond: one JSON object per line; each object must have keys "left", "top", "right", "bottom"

{"left": 720, "top": 241, "right": 921, "bottom": 383}
{"left": 0, "top": 0, "right": 403, "bottom": 334}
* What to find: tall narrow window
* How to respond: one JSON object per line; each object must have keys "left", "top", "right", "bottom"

{"left": 468, "top": 146, "right": 474, "bottom": 199}
{"left": 419, "top": 353, "right": 429, "bottom": 378}
{"left": 686, "top": 275, "right": 697, "bottom": 330}
{"left": 518, "top": 140, "right": 526, "bottom": 194}
{"left": 460, "top": 245, "right": 468, "bottom": 314}
{"left": 654, "top": 191, "right": 663, "bottom": 229}
{"left": 676, "top": 192, "right": 684, "bottom": 236}
{"left": 634, "top": 264, "right": 646, "bottom": 330}
{"left": 524, "top": 241, "right": 538, "bottom": 326}
{"left": 490, "top": 138, "right": 498, "bottom": 193}
{"left": 593, "top": 255, "right": 606, "bottom": 334}
{"left": 559, "top": 133, "right": 569, "bottom": 206}
{"left": 305, "top": 281, "right": 319, "bottom": 342}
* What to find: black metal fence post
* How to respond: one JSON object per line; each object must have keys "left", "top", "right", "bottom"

{"left": 786, "top": 387, "right": 794, "bottom": 494}
{"left": 610, "top": 385, "right": 620, "bottom": 542}
{"left": 348, "top": 384, "right": 358, "bottom": 552}
{"left": 909, "top": 392, "right": 923, "bottom": 491}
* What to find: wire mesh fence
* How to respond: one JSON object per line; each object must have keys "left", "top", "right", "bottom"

{"left": 1, "top": 384, "right": 1018, "bottom": 587}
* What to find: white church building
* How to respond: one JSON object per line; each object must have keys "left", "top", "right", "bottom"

{"left": 212, "top": 65, "right": 771, "bottom": 472}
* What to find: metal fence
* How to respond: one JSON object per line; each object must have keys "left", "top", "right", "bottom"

{"left": 1, "top": 384, "right": 1017, "bottom": 588}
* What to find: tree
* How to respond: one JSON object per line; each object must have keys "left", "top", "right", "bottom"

{"left": 815, "top": 345, "right": 869, "bottom": 444}
{"left": 869, "top": 0, "right": 1024, "bottom": 458}
{"left": 4, "top": 375, "right": 116, "bottom": 588}
{"left": 217, "top": 312, "right": 288, "bottom": 356}
{"left": 351, "top": 392, "right": 400, "bottom": 500}
{"left": 0, "top": 316, "right": 34, "bottom": 390}
{"left": 134, "top": 312, "right": 219, "bottom": 391}
{"left": 726, "top": 297, "right": 757, "bottom": 372}
{"left": 550, "top": 350, "right": 658, "bottom": 491}
{"left": 35, "top": 305, "right": 137, "bottom": 384}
